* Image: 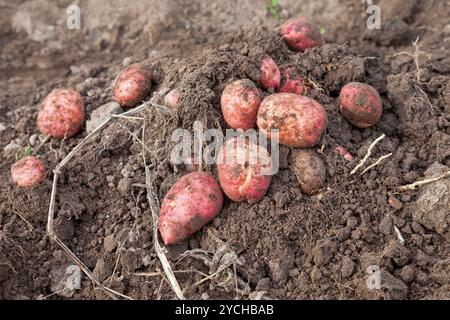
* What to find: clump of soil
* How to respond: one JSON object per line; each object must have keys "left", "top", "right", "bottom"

{"left": 1, "top": 0, "right": 449, "bottom": 300}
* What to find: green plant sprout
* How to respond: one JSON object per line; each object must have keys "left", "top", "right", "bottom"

{"left": 267, "top": 0, "right": 280, "bottom": 21}
{"left": 15, "top": 145, "right": 33, "bottom": 160}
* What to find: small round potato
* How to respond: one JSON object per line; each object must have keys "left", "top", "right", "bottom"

{"left": 280, "top": 18, "right": 325, "bottom": 52}
{"left": 11, "top": 156, "right": 46, "bottom": 187}
{"left": 114, "top": 63, "right": 152, "bottom": 108}
{"left": 37, "top": 88, "right": 85, "bottom": 139}
{"left": 164, "top": 88, "right": 182, "bottom": 109}
{"left": 217, "top": 136, "right": 273, "bottom": 204}
{"left": 339, "top": 82, "right": 382, "bottom": 128}
{"left": 221, "top": 79, "right": 262, "bottom": 130}
{"left": 158, "top": 172, "right": 223, "bottom": 245}
{"left": 290, "top": 149, "right": 325, "bottom": 195}
{"left": 257, "top": 93, "right": 327, "bottom": 148}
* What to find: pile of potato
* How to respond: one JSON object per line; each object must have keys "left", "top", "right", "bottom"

{"left": 11, "top": 18, "right": 383, "bottom": 247}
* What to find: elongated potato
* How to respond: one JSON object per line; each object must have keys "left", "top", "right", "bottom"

{"left": 257, "top": 93, "right": 327, "bottom": 148}
{"left": 217, "top": 137, "right": 273, "bottom": 204}
{"left": 158, "top": 172, "right": 223, "bottom": 245}
{"left": 221, "top": 79, "right": 262, "bottom": 130}
{"left": 37, "top": 89, "right": 85, "bottom": 138}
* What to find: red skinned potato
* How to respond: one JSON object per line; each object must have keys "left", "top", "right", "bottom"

{"left": 221, "top": 79, "right": 262, "bottom": 130}
{"left": 279, "top": 67, "right": 309, "bottom": 95}
{"left": 290, "top": 149, "right": 325, "bottom": 195}
{"left": 164, "top": 88, "right": 182, "bottom": 109}
{"left": 339, "top": 82, "right": 382, "bottom": 128}
{"left": 280, "top": 18, "right": 325, "bottom": 52}
{"left": 11, "top": 156, "right": 46, "bottom": 187}
{"left": 114, "top": 63, "right": 152, "bottom": 108}
{"left": 260, "top": 56, "right": 281, "bottom": 91}
{"left": 257, "top": 93, "right": 327, "bottom": 148}
{"left": 217, "top": 137, "right": 273, "bottom": 204}
{"left": 158, "top": 172, "right": 223, "bottom": 245}
{"left": 37, "top": 89, "right": 85, "bottom": 139}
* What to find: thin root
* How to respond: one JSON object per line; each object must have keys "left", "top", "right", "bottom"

{"left": 13, "top": 210, "right": 34, "bottom": 230}
{"left": 396, "top": 170, "right": 450, "bottom": 192}
{"left": 360, "top": 153, "right": 393, "bottom": 175}
{"left": 350, "top": 133, "right": 385, "bottom": 175}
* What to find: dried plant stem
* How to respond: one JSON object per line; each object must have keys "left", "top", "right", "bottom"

{"left": 141, "top": 122, "right": 185, "bottom": 300}
{"left": 13, "top": 210, "right": 34, "bottom": 230}
{"left": 46, "top": 101, "right": 151, "bottom": 300}
{"left": 32, "top": 135, "right": 50, "bottom": 155}
{"left": 350, "top": 134, "right": 385, "bottom": 175}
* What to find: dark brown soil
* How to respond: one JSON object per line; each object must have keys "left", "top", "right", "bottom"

{"left": 1, "top": 0, "right": 449, "bottom": 300}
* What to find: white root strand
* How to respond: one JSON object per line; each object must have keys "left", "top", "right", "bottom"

{"left": 350, "top": 133, "right": 386, "bottom": 175}
{"left": 360, "top": 153, "right": 393, "bottom": 175}
{"left": 396, "top": 170, "right": 450, "bottom": 192}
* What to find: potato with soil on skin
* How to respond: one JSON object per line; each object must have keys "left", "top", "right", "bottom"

{"left": 217, "top": 136, "right": 273, "bottom": 204}
{"left": 280, "top": 18, "right": 325, "bottom": 52}
{"left": 257, "top": 93, "right": 327, "bottom": 148}
{"left": 339, "top": 82, "right": 382, "bottom": 128}
{"left": 37, "top": 88, "right": 85, "bottom": 139}
{"left": 114, "top": 63, "right": 152, "bottom": 108}
{"left": 11, "top": 156, "right": 46, "bottom": 187}
{"left": 290, "top": 149, "right": 325, "bottom": 195}
{"left": 279, "top": 67, "right": 309, "bottom": 95}
{"left": 221, "top": 79, "right": 262, "bottom": 130}
{"left": 158, "top": 171, "right": 223, "bottom": 245}
{"left": 164, "top": 88, "right": 182, "bottom": 109}
{"left": 260, "top": 56, "right": 281, "bottom": 90}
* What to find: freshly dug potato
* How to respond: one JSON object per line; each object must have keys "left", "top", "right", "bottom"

{"left": 158, "top": 172, "right": 223, "bottom": 245}
{"left": 339, "top": 82, "right": 382, "bottom": 128}
{"left": 279, "top": 67, "right": 309, "bottom": 95}
{"left": 290, "top": 149, "right": 325, "bottom": 195}
{"left": 114, "top": 63, "right": 152, "bottom": 108}
{"left": 217, "top": 137, "right": 273, "bottom": 204}
{"left": 37, "top": 89, "right": 85, "bottom": 139}
{"left": 164, "top": 88, "right": 182, "bottom": 109}
{"left": 221, "top": 79, "right": 262, "bottom": 130}
{"left": 280, "top": 18, "right": 325, "bottom": 52}
{"left": 11, "top": 156, "right": 46, "bottom": 187}
{"left": 257, "top": 93, "right": 327, "bottom": 148}
{"left": 260, "top": 56, "right": 281, "bottom": 90}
